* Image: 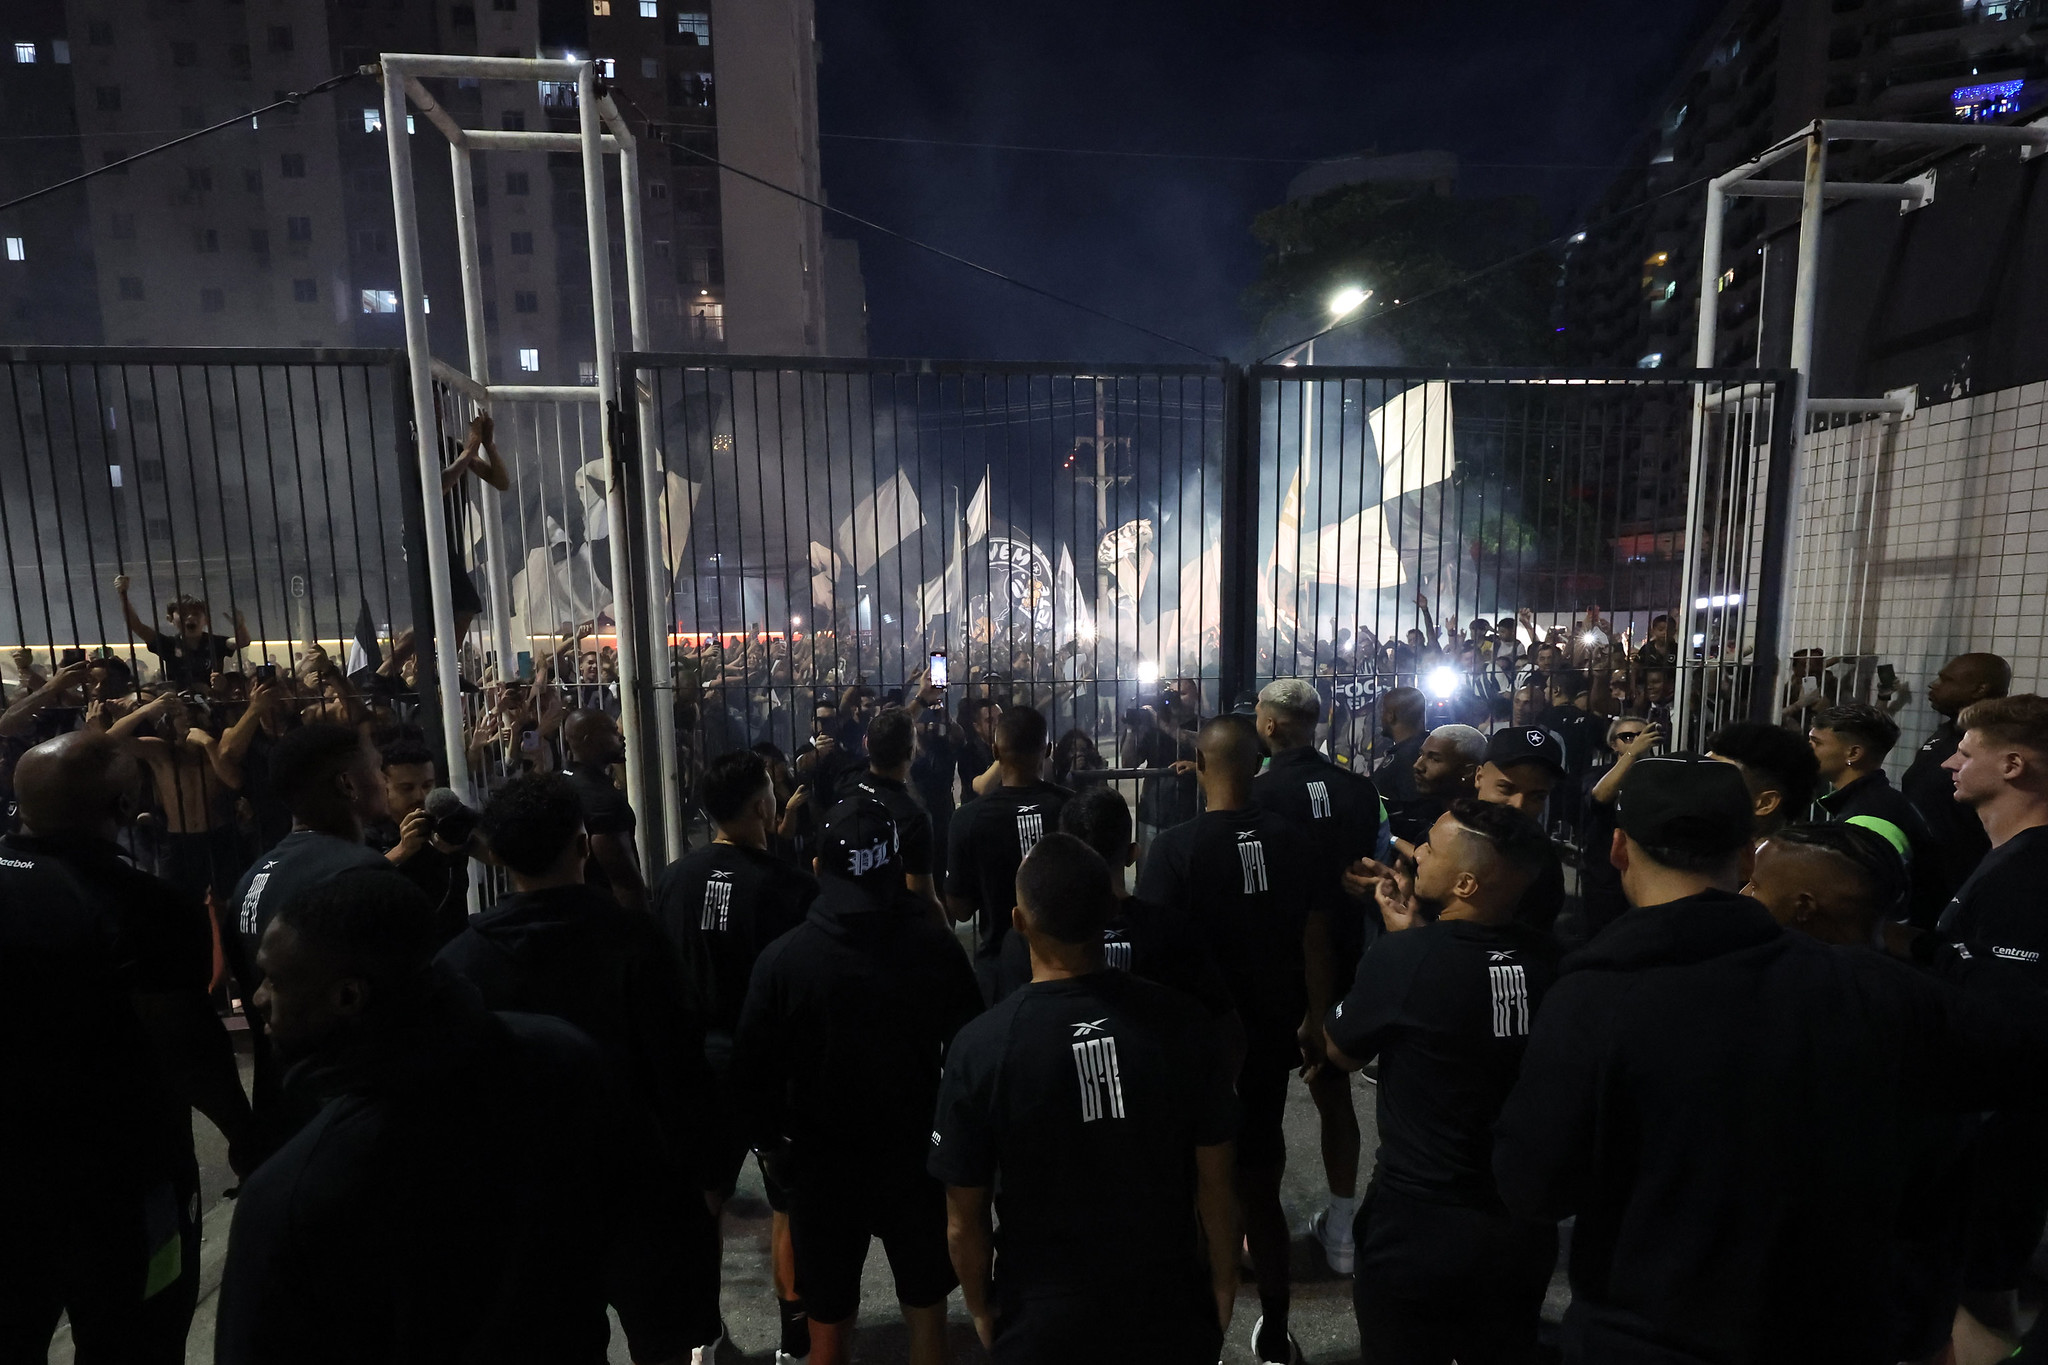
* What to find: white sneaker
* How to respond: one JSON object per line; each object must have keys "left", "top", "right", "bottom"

{"left": 1309, "top": 1205, "right": 1356, "bottom": 1275}
{"left": 773, "top": 1354, "right": 808, "bottom": 1365}
{"left": 690, "top": 1323, "right": 728, "bottom": 1365}
{"left": 1250, "top": 1314, "right": 1305, "bottom": 1364}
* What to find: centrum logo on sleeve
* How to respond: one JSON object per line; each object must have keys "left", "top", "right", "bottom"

{"left": 1992, "top": 945, "right": 2042, "bottom": 964}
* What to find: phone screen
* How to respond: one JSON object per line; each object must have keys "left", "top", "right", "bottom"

{"left": 928, "top": 651, "right": 949, "bottom": 689}
{"left": 59, "top": 648, "right": 86, "bottom": 667}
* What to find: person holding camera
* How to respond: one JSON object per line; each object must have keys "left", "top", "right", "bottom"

{"left": 363, "top": 737, "right": 479, "bottom": 946}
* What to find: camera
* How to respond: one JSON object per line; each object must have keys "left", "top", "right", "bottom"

{"left": 424, "top": 787, "right": 482, "bottom": 846}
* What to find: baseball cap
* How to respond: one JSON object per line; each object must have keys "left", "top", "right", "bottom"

{"left": 1614, "top": 753, "right": 1753, "bottom": 855}
{"left": 815, "top": 796, "right": 900, "bottom": 888}
{"left": 1485, "top": 726, "right": 1568, "bottom": 777}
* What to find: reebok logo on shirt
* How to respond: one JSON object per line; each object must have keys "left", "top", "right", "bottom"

{"left": 0, "top": 856, "right": 33, "bottom": 869}
{"left": 1489, "top": 963, "right": 1532, "bottom": 1038}
{"left": 1308, "top": 781, "right": 1332, "bottom": 819}
{"left": 1235, "top": 831, "right": 1269, "bottom": 893}
{"left": 701, "top": 870, "right": 734, "bottom": 931}
{"left": 1016, "top": 808, "right": 1046, "bottom": 858}
{"left": 1072, "top": 1034, "right": 1127, "bottom": 1122}
{"left": 1070, "top": 1018, "right": 1109, "bottom": 1037}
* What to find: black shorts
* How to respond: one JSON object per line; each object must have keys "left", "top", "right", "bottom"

{"left": 1352, "top": 1182, "right": 1555, "bottom": 1365}
{"left": 1235, "top": 1035, "right": 1296, "bottom": 1171}
{"left": 788, "top": 1171, "right": 956, "bottom": 1324}
{"left": 992, "top": 1276, "right": 1220, "bottom": 1364}
{"left": 447, "top": 549, "right": 483, "bottom": 618}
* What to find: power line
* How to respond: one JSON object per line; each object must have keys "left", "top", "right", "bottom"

{"left": 819, "top": 130, "right": 1636, "bottom": 173}
{"left": 0, "top": 69, "right": 367, "bottom": 216}
{"left": 626, "top": 105, "right": 1229, "bottom": 363}
{"left": 1253, "top": 127, "right": 1816, "bottom": 363}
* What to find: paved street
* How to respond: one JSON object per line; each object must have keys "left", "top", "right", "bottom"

{"left": 46, "top": 1048, "right": 1573, "bottom": 1365}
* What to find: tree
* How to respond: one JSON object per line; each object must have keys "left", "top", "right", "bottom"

{"left": 1246, "top": 183, "right": 1561, "bottom": 365}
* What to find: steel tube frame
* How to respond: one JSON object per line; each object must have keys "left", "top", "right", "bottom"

{"left": 381, "top": 60, "right": 470, "bottom": 795}
{"left": 449, "top": 142, "right": 515, "bottom": 691}
{"left": 380, "top": 53, "right": 655, "bottom": 851}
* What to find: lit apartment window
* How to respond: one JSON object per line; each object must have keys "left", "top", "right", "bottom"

{"left": 14, "top": 42, "right": 35, "bottom": 63}
{"left": 514, "top": 291, "right": 538, "bottom": 313}
{"left": 676, "top": 12, "right": 709, "bottom": 43}
{"left": 596, "top": 58, "right": 615, "bottom": 79}
{"left": 292, "top": 279, "right": 316, "bottom": 303}
{"left": 640, "top": 0, "right": 657, "bottom": 14}
{"left": 361, "top": 289, "right": 398, "bottom": 313}
{"left": 689, "top": 299, "right": 723, "bottom": 342}
{"left": 363, "top": 108, "right": 382, "bottom": 133}
{"left": 518, "top": 348, "right": 540, "bottom": 372}
{"left": 3, "top": 238, "right": 23, "bottom": 262}
{"left": 578, "top": 360, "right": 598, "bottom": 385}
{"left": 592, "top": 0, "right": 610, "bottom": 13}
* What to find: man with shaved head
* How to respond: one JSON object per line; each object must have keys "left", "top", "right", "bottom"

{"left": 1901, "top": 651, "right": 2011, "bottom": 894}
{"left": 562, "top": 708, "right": 646, "bottom": 911}
{"left": 1394, "top": 723, "right": 1486, "bottom": 845}
{"left": 1139, "top": 713, "right": 1331, "bottom": 1365}
{"left": 2, "top": 730, "right": 253, "bottom": 1359}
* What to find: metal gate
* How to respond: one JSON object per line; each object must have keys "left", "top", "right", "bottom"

{"left": 1244, "top": 367, "right": 1795, "bottom": 761}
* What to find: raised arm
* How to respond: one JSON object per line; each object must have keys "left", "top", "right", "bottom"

{"left": 113, "top": 574, "right": 160, "bottom": 647}
{"left": 0, "top": 662, "right": 87, "bottom": 738}
{"left": 1591, "top": 724, "right": 1661, "bottom": 805}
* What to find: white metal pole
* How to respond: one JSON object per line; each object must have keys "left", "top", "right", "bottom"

{"left": 382, "top": 61, "right": 470, "bottom": 794}
{"left": 614, "top": 129, "right": 685, "bottom": 864}
{"left": 578, "top": 63, "right": 649, "bottom": 841}
{"left": 1778, "top": 122, "right": 1828, "bottom": 684}
{"left": 450, "top": 143, "right": 516, "bottom": 686}
{"left": 1673, "top": 182, "right": 1727, "bottom": 745}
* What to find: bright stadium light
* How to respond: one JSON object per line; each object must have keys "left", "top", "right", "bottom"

{"left": 1135, "top": 661, "right": 1161, "bottom": 685}
{"left": 1425, "top": 665, "right": 1459, "bottom": 699}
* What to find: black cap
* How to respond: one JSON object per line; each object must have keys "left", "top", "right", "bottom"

{"left": 815, "top": 796, "right": 900, "bottom": 887}
{"left": 1230, "top": 690, "right": 1260, "bottom": 716}
{"left": 1485, "top": 726, "right": 1568, "bottom": 777}
{"left": 1614, "top": 753, "right": 1752, "bottom": 856}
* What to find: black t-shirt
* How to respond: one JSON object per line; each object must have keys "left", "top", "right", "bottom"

{"left": 364, "top": 820, "right": 471, "bottom": 947}
{"left": 1327, "top": 918, "right": 1558, "bottom": 1207}
{"left": 148, "top": 631, "right": 235, "bottom": 690}
{"left": 994, "top": 895, "right": 1235, "bottom": 1015}
{"left": 1936, "top": 825, "right": 2048, "bottom": 985}
{"left": 1519, "top": 849, "right": 1566, "bottom": 935}
{"left": 930, "top": 970, "right": 1237, "bottom": 1293}
{"left": 1900, "top": 721, "right": 1989, "bottom": 901}
{"left": 853, "top": 772, "right": 933, "bottom": 877}
{"left": 564, "top": 763, "right": 635, "bottom": 893}
{"left": 1253, "top": 746, "right": 1383, "bottom": 961}
{"left": 1, "top": 832, "right": 212, "bottom": 1185}
{"left": 945, "top": 780, "right": 1071, "bottom": 959}
{"left": 1135, "top": 806, "right": 1324, "bottom": 1043}
{"left": 232, "top": 830, "right": 395, "bottom": 976}
{"left": 654, "top": 841, "right": 817, "bottom": 1039}
{"left": 1549, "top": 707, "right": 1600, "bottom": 777}
{"left": 237, "top": 725, "right": 298, "bottom": 857}
{"left": 1373, "top": 732, "right": 1424, "bottom": 804}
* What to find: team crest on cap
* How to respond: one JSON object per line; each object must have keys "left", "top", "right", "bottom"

{"left": 1526, "top": 730, "right": 1546, "bottom": 746}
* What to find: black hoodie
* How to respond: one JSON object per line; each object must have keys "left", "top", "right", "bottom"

{"left": 733, "top": 875, "right": 982, "bottom": 1184}
{"left": 1494, "top": 890, "right": 2048, "bottom": 1365}
{"left": 435, "top": 883, "right": 721, "bottom": 1197}
{"left": 215, "top": 973, "right": 707, "bottom": 1364}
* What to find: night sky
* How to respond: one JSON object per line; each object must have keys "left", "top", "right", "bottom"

{"left": 814, "top": 0, "right": 1724, "bottom": 365}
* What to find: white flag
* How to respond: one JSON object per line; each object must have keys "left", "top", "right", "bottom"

{"left": 1053, "top": 544, "right": 1093, "bottom": 645}
{"left": 1371, "top": 381, "right": 1454, "bottom": 498}
{"left": 834, "top": 470, "right": 926, "bottom": 577}
{"left": 965, "top": 472, "right": 990, "bottom": 546}
{"left": 809, "top": 540, "right": 840, "bottom": 613}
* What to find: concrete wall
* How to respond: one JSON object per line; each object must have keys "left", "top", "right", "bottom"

{"left": 712, "top": 0, "right": 826, "bottom": 355}
{"left": 1787, "top": 379, "right": 2048, "bottom": 773}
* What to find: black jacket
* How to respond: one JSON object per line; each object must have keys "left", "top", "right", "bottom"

{"left": 435, "top": 883, "right": 721, "bottom": 1193}
{"left": 733, "top": 875, "right": 982, "bottom": 1182}
{"left": 1494, "top": 890, "right": 2048, "bottom": 1365}
{"left": 215, "top": 973, "right": 710, "bottom": 1364}
{"left": 1817, "top": 771, "right": 1947, "bottom": 928}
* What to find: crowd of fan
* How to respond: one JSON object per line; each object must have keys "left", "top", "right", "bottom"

{"left": 12, "top": 565, "right": 2048, "bottom": 1365}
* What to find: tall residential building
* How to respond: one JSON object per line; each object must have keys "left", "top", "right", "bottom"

{"left": 1557, "top": 0, "right": 2046, "bottom": 373}
{"left": 0, "top": 0, "right": 863, "bottom": 375}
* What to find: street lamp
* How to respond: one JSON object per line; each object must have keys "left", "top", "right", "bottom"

{"left": 1328, "top": 285, "right": 1372, "bottom": 319}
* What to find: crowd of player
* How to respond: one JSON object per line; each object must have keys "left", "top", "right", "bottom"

{"left": 8, "top": 633, "right": 2048, "bottom": 1365}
